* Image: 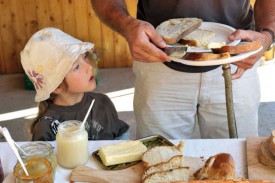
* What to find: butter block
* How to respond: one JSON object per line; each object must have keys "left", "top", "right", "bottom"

{"left": 98, "top": 141, "right": 148, "bottom": 166}
{"left": 206, "top": 41, "right": 226, "bottom": 49}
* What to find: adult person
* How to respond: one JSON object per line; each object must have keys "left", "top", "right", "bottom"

{"left": 91, "top": 0, "right": 275, "bottom": 139}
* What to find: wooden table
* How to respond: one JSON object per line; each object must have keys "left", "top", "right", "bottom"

{"left": 0, "top": 139, "right": 247, "bottom": 183}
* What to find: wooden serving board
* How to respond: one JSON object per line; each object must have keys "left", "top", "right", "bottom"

{"left": 70, "top": 156, "right": 205, "bottom": 183}
{"left": 246, "top": 136, "right": 275, "bottom": 181}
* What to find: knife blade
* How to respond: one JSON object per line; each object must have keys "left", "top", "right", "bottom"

{"left": 162, "top": 46, "right": 187, "bottom": 59}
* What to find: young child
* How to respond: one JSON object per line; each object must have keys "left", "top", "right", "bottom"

{"left": 21, "top": 27, "right": 129, "bottom": 141}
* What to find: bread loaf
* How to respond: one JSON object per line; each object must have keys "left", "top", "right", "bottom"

{"left": 183, "top": 52, "right": 230, "bottom": 61}
{"left": 211, "top": 41, "right": 261, "bottom": 55}
{"left": 194, "top": 153, "right": 235, "bottom": 180}
{"left": 143, "top": 167, "right": 189, "bottom": 183}
{"left": 156, "top": 18, "right": 203, "bottom": 44}
{"left": 179, "top": 29, "right": 216, "bottom": 47}
{"left": 142, "top": 155, "right": 185, "bottom": 180}
{"left": 142, "top": 141, "right": 184, "bottom": 168}
{"left": 258, "top": 140, "right": 275, "bottom": 168}
{"left": 267, "top": 130, "right": 275, "bottom": 156}
{"left": 141, "top": 141, "right": 188, "bottom": 183}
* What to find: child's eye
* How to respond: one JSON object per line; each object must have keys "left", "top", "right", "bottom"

{"left": 73, "top": 64, "right": 80, "bottom": 71}
{"left": 84, "top": 52, "right": 88, "bottom": 59}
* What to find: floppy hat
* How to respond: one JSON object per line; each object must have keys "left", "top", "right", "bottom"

{"left": 21, "top": 27, "right": 94, "bottom": 102}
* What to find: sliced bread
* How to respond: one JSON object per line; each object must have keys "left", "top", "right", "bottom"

{"left": 143, "top": 167, "right": 189, "bottom": 183}
{"left": 142, "top": 141, "right": 184, "bottom": 168}
{"left": 258, "top": 140, "right": 275, "bottom": 168}
{"left": 211, "top": 40, "right": 261, "bottom": 55}
{"left": 183, "top": 52, "right": 230, "bottom": 61}
{"left": 142, "top": 155, "right": 185, "bottom": 180}
{"left": 156, "top": 18, "right": 203, "bottom": 44}
{"left": 194, "top": 153, "right": 235, "bottom": 180}
{"left": 179, "top": 29, "right": 216, "bottom": 47}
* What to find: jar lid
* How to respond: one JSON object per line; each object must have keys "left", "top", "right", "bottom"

{"left": 19, "top": 141, "right": 53, "bottom": 159}
{"left": 57, "top": 120, "right": 85, "bottom": 135}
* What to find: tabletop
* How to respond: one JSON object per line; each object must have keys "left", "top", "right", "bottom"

{"left": 0, "top": 138, "right": 247, "bottom": 182}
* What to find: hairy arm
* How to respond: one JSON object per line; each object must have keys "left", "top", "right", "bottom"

{"left": 90, "top": 0, "right": 170, "bottom": 62}
{"left": 91, "top": 0, "right": 132, "bottom": 37}
{"left": 254, "top": 0, "right": 275, "bottom": 47}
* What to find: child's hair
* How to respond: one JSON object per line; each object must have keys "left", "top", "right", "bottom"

{"left": 30, "top": 51, "right": 98, "bottom": 133}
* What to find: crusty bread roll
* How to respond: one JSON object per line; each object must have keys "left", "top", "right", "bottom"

{"left": 193, "top": 153, "right": 235, "bottom": 180}
{"left": 156, "top": 18, "right": 202, "bottom": 44}
{"left": 183, "top": 52, "right": 230, "bottom": 61}
{"left": 211, "top": 40, "right": 261, "bottom": 55}
{"left": 179, "top": 29, "right": 216, "bottom": 47}
{"left": 142, "top": 141, "right": 184, "bottom": 168}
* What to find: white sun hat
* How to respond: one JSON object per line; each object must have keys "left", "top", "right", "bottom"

{"left": 21, "top": 27, "right": 94, "bottom": 102}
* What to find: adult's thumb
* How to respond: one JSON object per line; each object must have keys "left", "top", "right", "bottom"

{"left": 228, "top": 30, "right": 242, "bottom": 41}
{"left": 150, "top": 31, "right": 166, "bottom": 48}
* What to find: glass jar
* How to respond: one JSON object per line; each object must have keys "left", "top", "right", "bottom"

{"left": 19, "top": 141, "right": 57, "bottom": 178}
{"left": 13, "top": 157, "right": 53, "bottom": 183}
{"left": 264, "top": 43, "right": 274, "bottom": 61}
{"left": 56, "top": 120, "right": 88, "bottom": 169}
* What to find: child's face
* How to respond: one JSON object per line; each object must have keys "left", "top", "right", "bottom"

{"left": 65, "top": 53, "right": 96, "bottom": 93}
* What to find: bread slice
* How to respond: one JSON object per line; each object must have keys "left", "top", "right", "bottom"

{"left": 179, "top": 29, "right": 216, "bottom": 47}
{"left": 142, "top": 141, "right": 184, "bottom": 169}
{"left": 267, "top": 130, "right": 275, "bottom": 156}
{"left": 142, "top": 155, "right": 185, "bottom": 180}
{"left": 194, "top": 153, "right": 235, "bottom": 180}
{"left": 258, "top": 140, "right": 275, "bottom": 168}
{"left": 143, "top": 167, "right": 189, "bottom": 183}
{"left": 211, "top": 40, "right": 261, "bottom": 55}
{"left": 183, "top": 52, "right": 230, "bottom": 61}
{"left": 156, "top": 18, "right": 203, "bottom": 44}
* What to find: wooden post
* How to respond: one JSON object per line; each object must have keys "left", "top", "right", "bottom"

{"left": 222, "top": 64, "right": 238, "bottom": 138}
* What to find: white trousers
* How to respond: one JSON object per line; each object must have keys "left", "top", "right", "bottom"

{"left": 133, "top": 61, "right": 260, "bottom": 139}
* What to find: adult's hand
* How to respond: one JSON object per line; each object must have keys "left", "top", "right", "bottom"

{"left": 124, "top": 19, "right": 171, "bottom": 63}
{"left": 228, "top": 29, "right": 272, "bottom": 79}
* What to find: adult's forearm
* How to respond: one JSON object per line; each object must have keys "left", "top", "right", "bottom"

{"left": 254, "top": 0, "right": 275, "bottom": 41}
{"left": 91, "top": 0, "right": 134, "bottom": 37}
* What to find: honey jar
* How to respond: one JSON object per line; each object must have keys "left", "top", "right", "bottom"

{"left": 19, "top": 141, "right": 57, "bottom": 178}
{"left": 13, "top": 157, "right": 53, "bottom": 183}
{"left": 56, "top": 120, "right": 88, "bottom": 169}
